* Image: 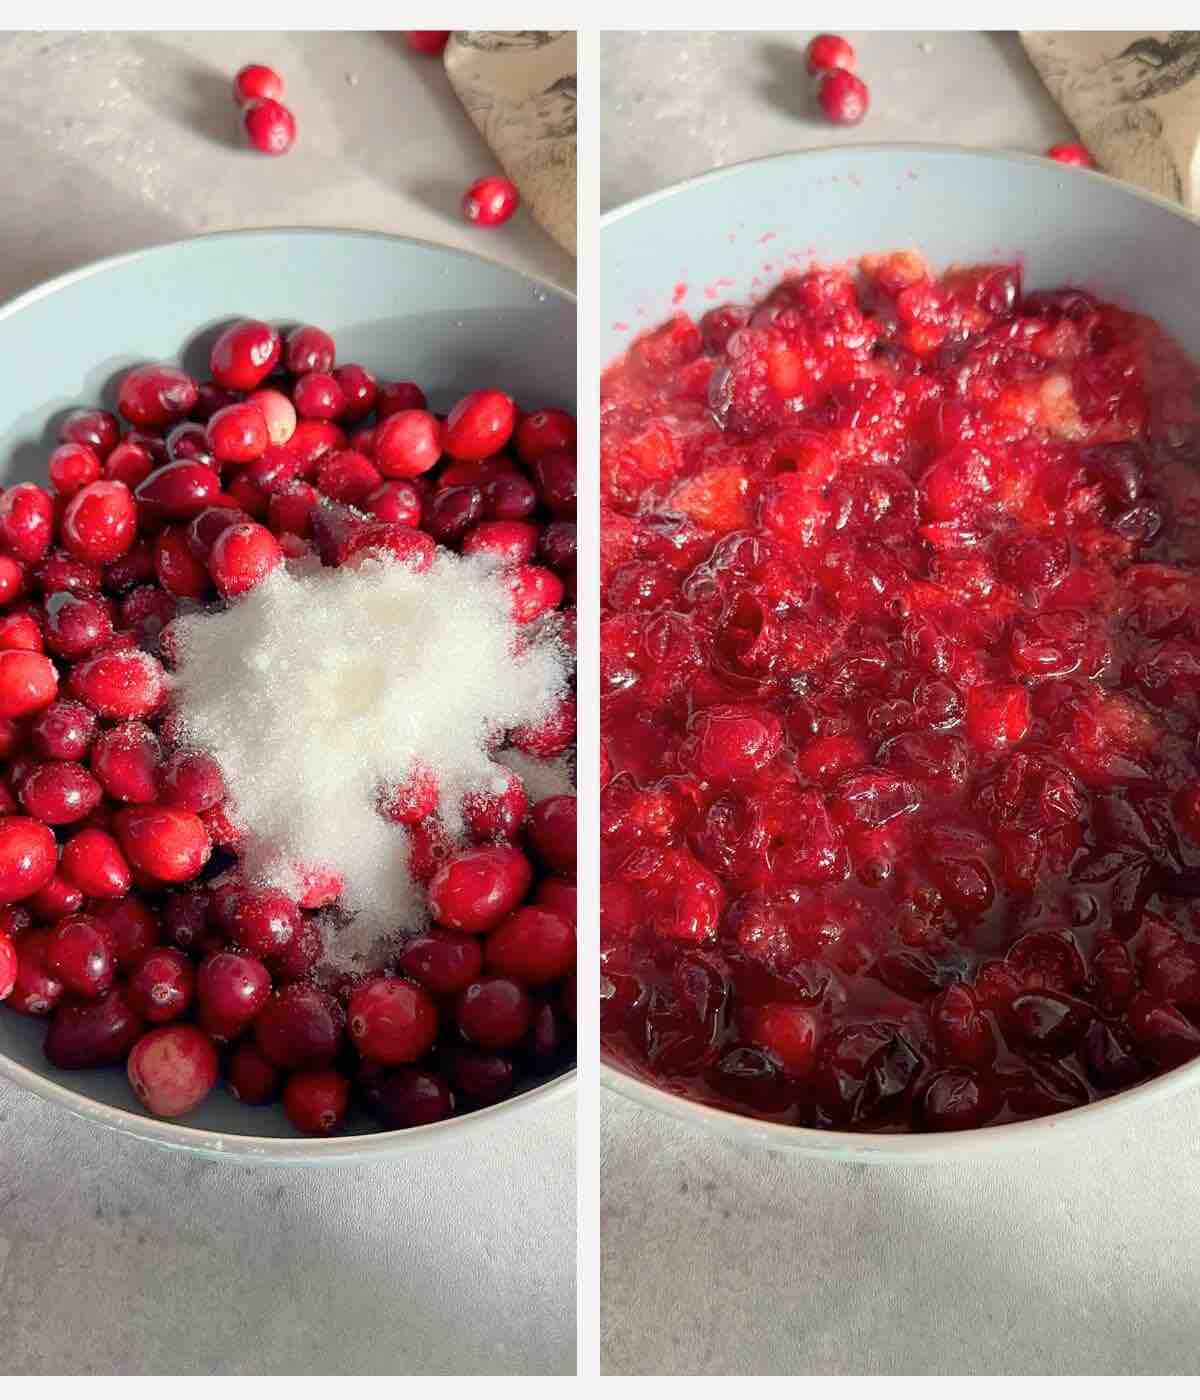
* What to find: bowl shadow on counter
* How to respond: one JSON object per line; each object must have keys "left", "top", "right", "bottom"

{"left": 600, "top": 1088, "right": 1200, "bottom": 1375}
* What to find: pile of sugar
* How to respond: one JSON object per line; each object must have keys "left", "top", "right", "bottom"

{"left": 169, "top": 550, "right": 569, "bottom": 968}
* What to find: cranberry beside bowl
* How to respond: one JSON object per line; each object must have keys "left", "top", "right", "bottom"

{"left": 601, "top": 146, "right": 1200, "bottom": 1161}
{"left": 0, "top": 229, "right": 576, "bottom": 1162}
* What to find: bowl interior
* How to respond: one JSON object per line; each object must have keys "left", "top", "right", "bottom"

{"left": 602, "top": 145, "right": 1200, "bottom": 1151}
{"left": 0, "top": 228, "right": 576, "bottom": 1151}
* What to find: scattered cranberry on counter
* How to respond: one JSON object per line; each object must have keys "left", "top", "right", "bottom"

{"left": 243, "top": 98, "right": 296, "bottom": 156}
{"left": 806, "top": 33, "right": 856, "bottom": 74}
{"left": 1046, "top": 143, "right": 1096, "bottom": 169}
{"left": 817, "top": 68, "right": 870, "bottom": 125}
{"left": 462, "top": 176, "right": 520, "bottom": 228}
{"left": 233, "top": 63, "right": 284, "bottom": 107}
{"left": 404, "top": 32, "right": 452, "bottom": 57}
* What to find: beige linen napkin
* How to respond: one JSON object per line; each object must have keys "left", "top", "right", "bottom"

{"left": 1022, "top": 31, "right": 1200, "bottom": 210}
{"left": 444, "top": 31, "right": 577, "bottom": 255}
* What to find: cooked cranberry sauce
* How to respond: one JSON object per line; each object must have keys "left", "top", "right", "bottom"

{"left": 600, "top": 252, "right": 1200, "bottom": 1132}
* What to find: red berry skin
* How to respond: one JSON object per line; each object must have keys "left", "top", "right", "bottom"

{"left": 374, "top": 411, "right": 444, "bottom": 479}
{"left": 371, "top": 1068, "right": 454, "bottom": 1128}
{"left": 44, "top": 986, "right": 144, "bottom": 1069}
{"left": 91, "top": 721, "right": 161, "bottom": 802}
{"left": 127, "top": 1024, "right": 219, "bottom": 1117}
{"left": 116, "top": 365, "right": 199, "bottom": 430}
{"left": 455, "top": 976, "right": 534, "bottom": 1050}
{"left": 196, "top": 950, "right": 272, "bottom": 1038}
{"left": 444, "top": 390, "right": 517, "bottom": 460}
{"left": 128, "top": 946, "right": 194, "bottom": 1023}
{"left": 206, "top": 403, "right": 269, "bottom": 464}
{"left": 45, "top": 915, "right": 117, "bottom": 999}
{"left": 61, "top": 481, "right": 138, "bottom": 565}
{"left": 818, "top": 68, "right": 869, "bottom": 125}
{"left": 0, "top": 928, "right": 16, "bottom": 1001}
{"left": 283, "top": 325, "right": 336, "bottom": 375}
{"left": 1046, "top": 143, "right": 1095, "bottom": 169}
{"left": 59, "top": 408, "right": 120, "bottom": 460}
{"left": 807, "top": 33, "right": 856, "bottom": 74}
{"left": 484, "top": 906, "right": 576, "bottom": 986}
{"left": 5, "top": 931, "right": 64, "bottom": 1016}
{"left": 0, "top": 815, "right": 57, "bottom": 901}
{"left": 59, "top": 827, "right": 133, "bottom": 899}
{"left": 404, "top": 31, "right": 451, "bottom": 56}
{"left": 49, "top": 443, "right": 103, "bottom": 499}
{"left": 462, "top": 176, "right": 519, "bottom": 227}
{"left": 227, "top": 1040, "right": 280, "bottom": 1105}
{"left": 0, "top": 649, "right": 57, "bottom": 718}
{"left": 113, "top": 804, "right": 212, "bottom": 883}
{"left": 243, "top": 99, "right": 296, "bottom": 156}
{"left": 0, "top": 483, "right": 54, "bottom": 563}
{"left": 376, "top": 381, "right": 427, "bottom": 419}
{"left": 347, "top": 977, "right": 438, "bottom": 1065}
{"left": 427, "top": 846, "right": 534, "bottom": 934}
{"left": 515, "top": 408, "right": 576, "bottom": 466}
{"left": 528, "top": 794, "right": 576, "bottom": 873}
{"left": 283, "top": 1068, "right": 350, "bottom": 1135}
{"left": 208, "top": 522, "right": 283, "bottom": 597}
{"left": 233, "top": 63, "right": 283, "bottom": 106}
{"left": 67, "top": 648, "right": 166, "bottom": 719}
{"left": 396, "top": 931, "right": 483, "bottom": 997}
{"left": 254, "top": 984, "right": 344, "bottom": 1069}
{"left": 209, "top": 319, "right": 282, "bottom": 392}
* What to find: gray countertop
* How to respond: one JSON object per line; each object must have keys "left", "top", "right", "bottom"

{"left": 0, "top": 29, "right": 574, "bottom": 1377}
{"left": 600, "top": 29, "right": 1200, "bottom": 1377}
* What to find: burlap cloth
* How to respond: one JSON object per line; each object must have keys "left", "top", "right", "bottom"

{"left": 444, "top": 31, "right": 576, "bottom": 256}
{"left": 1023, "top": 31, "right": 1200, "bottom": 210}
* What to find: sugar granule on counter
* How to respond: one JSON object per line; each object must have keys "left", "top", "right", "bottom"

{"left": 169, "top": 550, "right": 569, "bottom": 964}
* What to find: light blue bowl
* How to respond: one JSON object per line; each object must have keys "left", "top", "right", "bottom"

{"left": 0, "top": 228, "right": 575, "bottom": 1161}
{"left": 602, "top": 145, "right": 1200, "bottom": 1160}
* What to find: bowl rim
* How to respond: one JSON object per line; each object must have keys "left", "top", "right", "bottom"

{"left": 600, "top": 139, "right": 1200, "bottom": 238}
{"left": 600, "top": 141, "right": 1200, "bottom": 1158}
{"left": 0, "top": 224, "right": 576, "bottom": 1161}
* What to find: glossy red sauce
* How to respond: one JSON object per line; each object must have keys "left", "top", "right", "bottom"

{"left": 600, "top": 252, "right": 1200, "bottom": 1132}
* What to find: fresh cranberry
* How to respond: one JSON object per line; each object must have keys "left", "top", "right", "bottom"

{"left": 531, "top": 451, "right": 577, "bottom": 518}
{"left": 444, "top": 390, "right": 516, "bottom": 460}
{"left": 157, "top": 750, "right": 225, "bottom": 813}
{"left": 404, "top": 31, "right": 450, "bottom": 55}
{"left": 116, "top": 365, "right": 198, "bottom": 429}
{"left": 91, "top": 721, "right": 161, "bottom": 802}
{"left": 196, "top": 950, "right": 272, "bottom": 1037}
{"left": 59, "top": 408, "right": 120, "bottom": 460}
{"left": 254, "top": 984, "right": 343, "bottom": 1068}
{"left": 818, "top": 68, "right": 869, "bottom": 124}
{"left": 281, "top": 1067, "right": 348, "bottom": 1134}
{"left": 113, "top": 804, "right": 212, "bottom": 882}
{"left": 42, "top": 591, "right": 113, "bottom": 659}
{"left": 347, "top": 977, "right": 438, "bottom": 1065}
{"left": 208, "top": 522, "right": 283, "bottom": 596}
{"left": 19, "top": 760, "right": 102, "bottom": 825}
{"left": 427, "top": 845, "right": 533, "bottom": 934}
{"left": 515, "top": 408, "right": 575, "bottom": 465}
{"left": 68, "top": 648, "right": 166, "bottom": 718}
{"left": 376, "top": 381, "right": 427, "bottom": 419}
{"left": 0, "top": 929, "right": 16, "bottom": 1001}
{"left": 206, "top": 403, "right": 269, "bottom": 464}
{"left": 807, "top": 33, "right": 856, "bottom": 73}
{"left": 61, "top": 481, "right": 138, "bottom": 564}
{"left": 59, "top": 826, "right": 133, "bottom": 898}
{"left": 510, "top": 695, "right": 575, "bottom": 757}
{"left": 44, "top": 986, "right": 143, "bottom": 1069}
{"left": 484, "top": 906, "right": 575, "bottom": 986}
{"left": 227, "top": 888, "right": 302, "bottom": 960}
{"left": 396, "top": 931, "right": 483, "bottom": 997}
{"left": 482, "top": 470, "right": 538, "bottom": 521}
{"left": 1046, "top": 143, "right": 1095, "bottom": 169}
{"left": 0, "top": 483, "right": 53, "bottom": 563}
{"left": 283, "top": 325, "right": 335, "bottom": 374}
{"left": 233, "top": 63, "right": 283, "bottom": 105}
{"left": 372, "top": 1068, "right": 454, "bottom": 1128}
{"left": 462, "top": 176, "right": 519, "bottom": 227}
{"left": 227, "top": 1040, "right": 280, "bottom": 1104}
{"left": 45, "top": 915, "right": 116, "bottom": 999}
{"left": 209, "top": 319, "right": 281, "bottom": 391}
{"left": 49, "top": 443, "right": 103, "bottom": 498}
{"left": 128, "top": 946, "right": 194, "bottom": 1023}
{"left": 0, "top": 649, "right": 57, "bottom": 718}
{"left": 505, "top": 564, "right": 564, "bottom": 622}
{"left": 374, "top": 410, "right": 443, "bottom": 479}
{"left": 243, "top": 98, "right": 296, "bottom": 155}
{"left": 316, "top": 450, "right": 381, "bottom": 506}
{"left": 332, "top": 364, "right": 377, "bottom": 421}
{"left": 456, "top": 977, "right": 533, "bottom": 1050}
{"left": 5, "top": 931, "right": 63, "bottom": 1016}
{"left": 528, "top": 795, "right": 576, "bottom": 873}
{"left": 364, "top": 481, "right": 422, "bottom": 527}
{"left": 32, "top": 699, "right": 94, "bottom": 761}
{"left": 0, "top": 815, "right": 57, "bottom": 901}
{"left": 127, "top": 1024, "right": 219, "bottom": 1117}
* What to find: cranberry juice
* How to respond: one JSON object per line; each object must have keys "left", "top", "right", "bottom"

{"left": 600, "top": 252, "right": 1200, "bottom": 1132}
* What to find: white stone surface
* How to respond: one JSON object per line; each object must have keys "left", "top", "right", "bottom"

{"left": 600, "top": 29, "right": 1200, "bottom": 1377}
{"left": 0, "top": 29, "right": 574, "bottom": 1377}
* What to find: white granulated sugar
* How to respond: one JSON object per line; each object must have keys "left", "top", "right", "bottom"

{"left": 170, "top": 550, "right": 568, "bottom": 968}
